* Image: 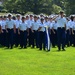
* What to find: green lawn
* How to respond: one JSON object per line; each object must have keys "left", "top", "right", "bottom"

{"left": 0, "top": 47, "right": 75, "bottom": 75}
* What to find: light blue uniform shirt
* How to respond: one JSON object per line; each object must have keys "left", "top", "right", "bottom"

{"left": 68, "top": 20, "right": 74, "bottom": 29}
{"left": 44, "top": 21, "right": 49, "bottom": 27}
{"left": 19, "top": 21, "right": 28, "bottom": 31}
{"left": 66, "top": 21, "right": 70, "bottom": 30}
{"left": 26, "top": 19, "right": 34, "bottom": 28}
{"left": 15, "top": 20, "right": 21, "bottom": 28}
{"left": 32, "top": 21, "right": 40, "bottom": 31}
{"left": 48, "top": 21, "right": 54, "bottom": 29}
{"left": 39, "top": 22, "right": 45, "bottom": 32}
{"left": 0, "top": 20, "right": 2, "bottom": 26}
{"left": 73, "top": 21, "right": 75, "bottom": 30}
{"left": 6, "top": 19, "right": 15, "bottom": 29}
{"left": 53, "top": 22, "right": 57, "bottom": 30}
{"left": 56, "top": 17, "right": 67, "bottom": 28}
{"left": 1, "top": 20, "right": 7, "bottom": 29}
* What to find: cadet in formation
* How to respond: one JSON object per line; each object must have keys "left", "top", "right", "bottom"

{"left": 0, "top": 12, "right": 75, "bottom": 52}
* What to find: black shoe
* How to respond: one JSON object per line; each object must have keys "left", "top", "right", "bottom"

{"left": 31, "top": 46, "right": 34, "bottom": 49}
{"left": 15, "top": 46, "right": 18, "bottom": 48}
{"left": 7, "top": 46, "right": 9, "bottom": 49}
{"left": 62, "top": 49, "right": 66, "bottom": 51}
{"left": 19, "top": 47, "right": 23, "bottom": 49}
{"left": 5, "top": 47, "right": 9, "bottom": 49}
{"left": 57, "top": 49, "right": 61, "bottom": 51}
{"left": 58, "top": 47, "right": 61, "bottom": 51}
{"left": 39, "top": 49, "right": 42, "bottom": 50}
{"left": 47, "top": 50, "right": 50, "bottom": 52}
{"left": 36, "top": 46, "right": 39, "bottom": 48}
{"left": 28, "top": 45, "right": 31, "bottom": 47}
{"left": 52, "top": 46, "right": 56, "bottom": 48}
{"left": 10, "top": 47, "right": 13, "bottom": 49}
{"left": 24, "top": 47, "right": 27, "bottom": 49}
{"left": 43, "top": 49, "right": 46, "bottom": 51}
{"left": 73, "top": 45, "right": 75, "bottom": 47}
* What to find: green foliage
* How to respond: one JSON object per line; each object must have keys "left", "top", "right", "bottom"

{"left": 65, "top": 0, "right": 75, "bottom": 15}
{"left": 2, "top": 0, "right": 75, "bottom": 15}
{"left": 25, "top": 12, "right": 34, "bottom": 15}
{"left": 2, "top": 0, "right": 60, "bottom": 14}
{"left": 52, "top": 4, "right": 62, "bottom": 14}
{"left": 0, "top": 5, "right": 3, "bottom": 11}
{"left": 1, "top": 9, "right": 8, "bottom": 13}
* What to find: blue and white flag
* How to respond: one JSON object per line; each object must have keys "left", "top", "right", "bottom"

{"left": 45, "top": 26, "right": 51, "bottom": 51}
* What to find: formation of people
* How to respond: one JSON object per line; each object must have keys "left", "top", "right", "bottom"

{"left": 0, "top": 11, "right": 75, "bottom": 51}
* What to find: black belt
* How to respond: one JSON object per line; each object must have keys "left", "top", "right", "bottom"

{"left": 73, "top": 30, "right": 75, "bottom": 31}
{"left": 39, "top": 31, "right": 45, "bottom": 32}
{"left": 20, "top": 30, "right": 27, "bottom": 32}
{"left": 33, "top": 30, "right": 38, "bottom": 31}
{"left": 67, "top": 29, "right": 69, "bottom": 31}
{"left": 2, "top": 29, "right": 6, "bottom": 30}
{"left": 16, "top": 28, "right": 18, "bottom": 30}
{"left": 58, "top": 27, "right": 65, "bottom": 29}
{"left": 7, "top": 28, "right": 13, "bottom": 30}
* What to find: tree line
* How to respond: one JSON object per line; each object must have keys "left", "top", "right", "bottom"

{"left": 0, "top": 0, "right": 75, "bottom": 16}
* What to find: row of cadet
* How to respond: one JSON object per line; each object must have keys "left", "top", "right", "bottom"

{"left": 0, "top": 13, "right": 75, "bottom": 51}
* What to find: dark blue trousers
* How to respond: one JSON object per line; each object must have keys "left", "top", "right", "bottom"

{"left": 1, "top": 30, "right": 7, "bottom": 46}
{"left": 14, "top": 29, "right": 19, "bottom": 47}
{"left": 39, "top": 31, "right": 45, "bottom": 50}
{"left": 57, "top": 28, "right": 66, "bottom": 50}
{"left": 31, "top": 30, "right": 39, "bottom": 48}
{"left": 66, "top": 30, "right": 70, "bottom": 47}
{"left": 73, "top": 30, "right": 75, "bottom": 46}
{"left": 28, "top": 28, "right": 32, "bottom": 47}
{"left": 20, "top": 31, "right": 27, "bottom": 48}
{"left": 69, "top": 28, "right": 73, "bottom": 46}
{"left": 7, "top": 29, "right": 14, "bottom": 48}
{"left": 51, "top": 29, "right": 57, "bottom": 47}
{"left": 54, "top": 29, "right": 57, "bottom": 46}
{"left": 0, "top": 33, "right": 2, "bottom": 45}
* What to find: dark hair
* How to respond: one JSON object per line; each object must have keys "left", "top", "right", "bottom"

{"left": 22, "top": 16, "right": 25, "bottom": 19}
{"left": 8, "top": 14, "right": 11, "bottom": 17}
{"left": 4, "top": 16, "right": 7, "bottom": 18}
{"left": 45, "top": 16, "right": 48, "bottom": 19}
{"left": 34, "top": 15, "right": 37, "bottom": 18}
{"left": 26, "top": 15, "right": 29, "bottom": 18}
{"left": 60, "top": 11, "right": 64, "bottom": 14}
{"left": 30, "top": 15, "right": 33, "bottom": 17}
{"left": 41, "top": 18, "right": 44, "bottom": 21}
{"left": 0, "top": 16, "right": 3, "bottom": 18}
{"left": 12, "top": 16, "right": 16, "bottom": 20}
{"left": 16, "top": 14, "right": 20, "bottom": 17}
{"left": 70, "top": 16, "right": 74, "bottom": 21}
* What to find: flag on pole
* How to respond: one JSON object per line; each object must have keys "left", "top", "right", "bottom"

{"left": 45, "top": 26, "right": 51, "bottom": 51}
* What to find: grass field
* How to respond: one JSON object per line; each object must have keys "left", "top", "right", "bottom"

{"left": 0, "top": 47, "right": 75, "bottom": 75}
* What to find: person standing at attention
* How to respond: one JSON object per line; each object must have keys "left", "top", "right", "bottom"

{"left": 6, "top": 14, "right": 16, "bottom": 49}
{"left": 18, "top": 16, "right": 28, "bottom": 49}
{"left": 56, "top": 11, "right": 67, "bottom": 51}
